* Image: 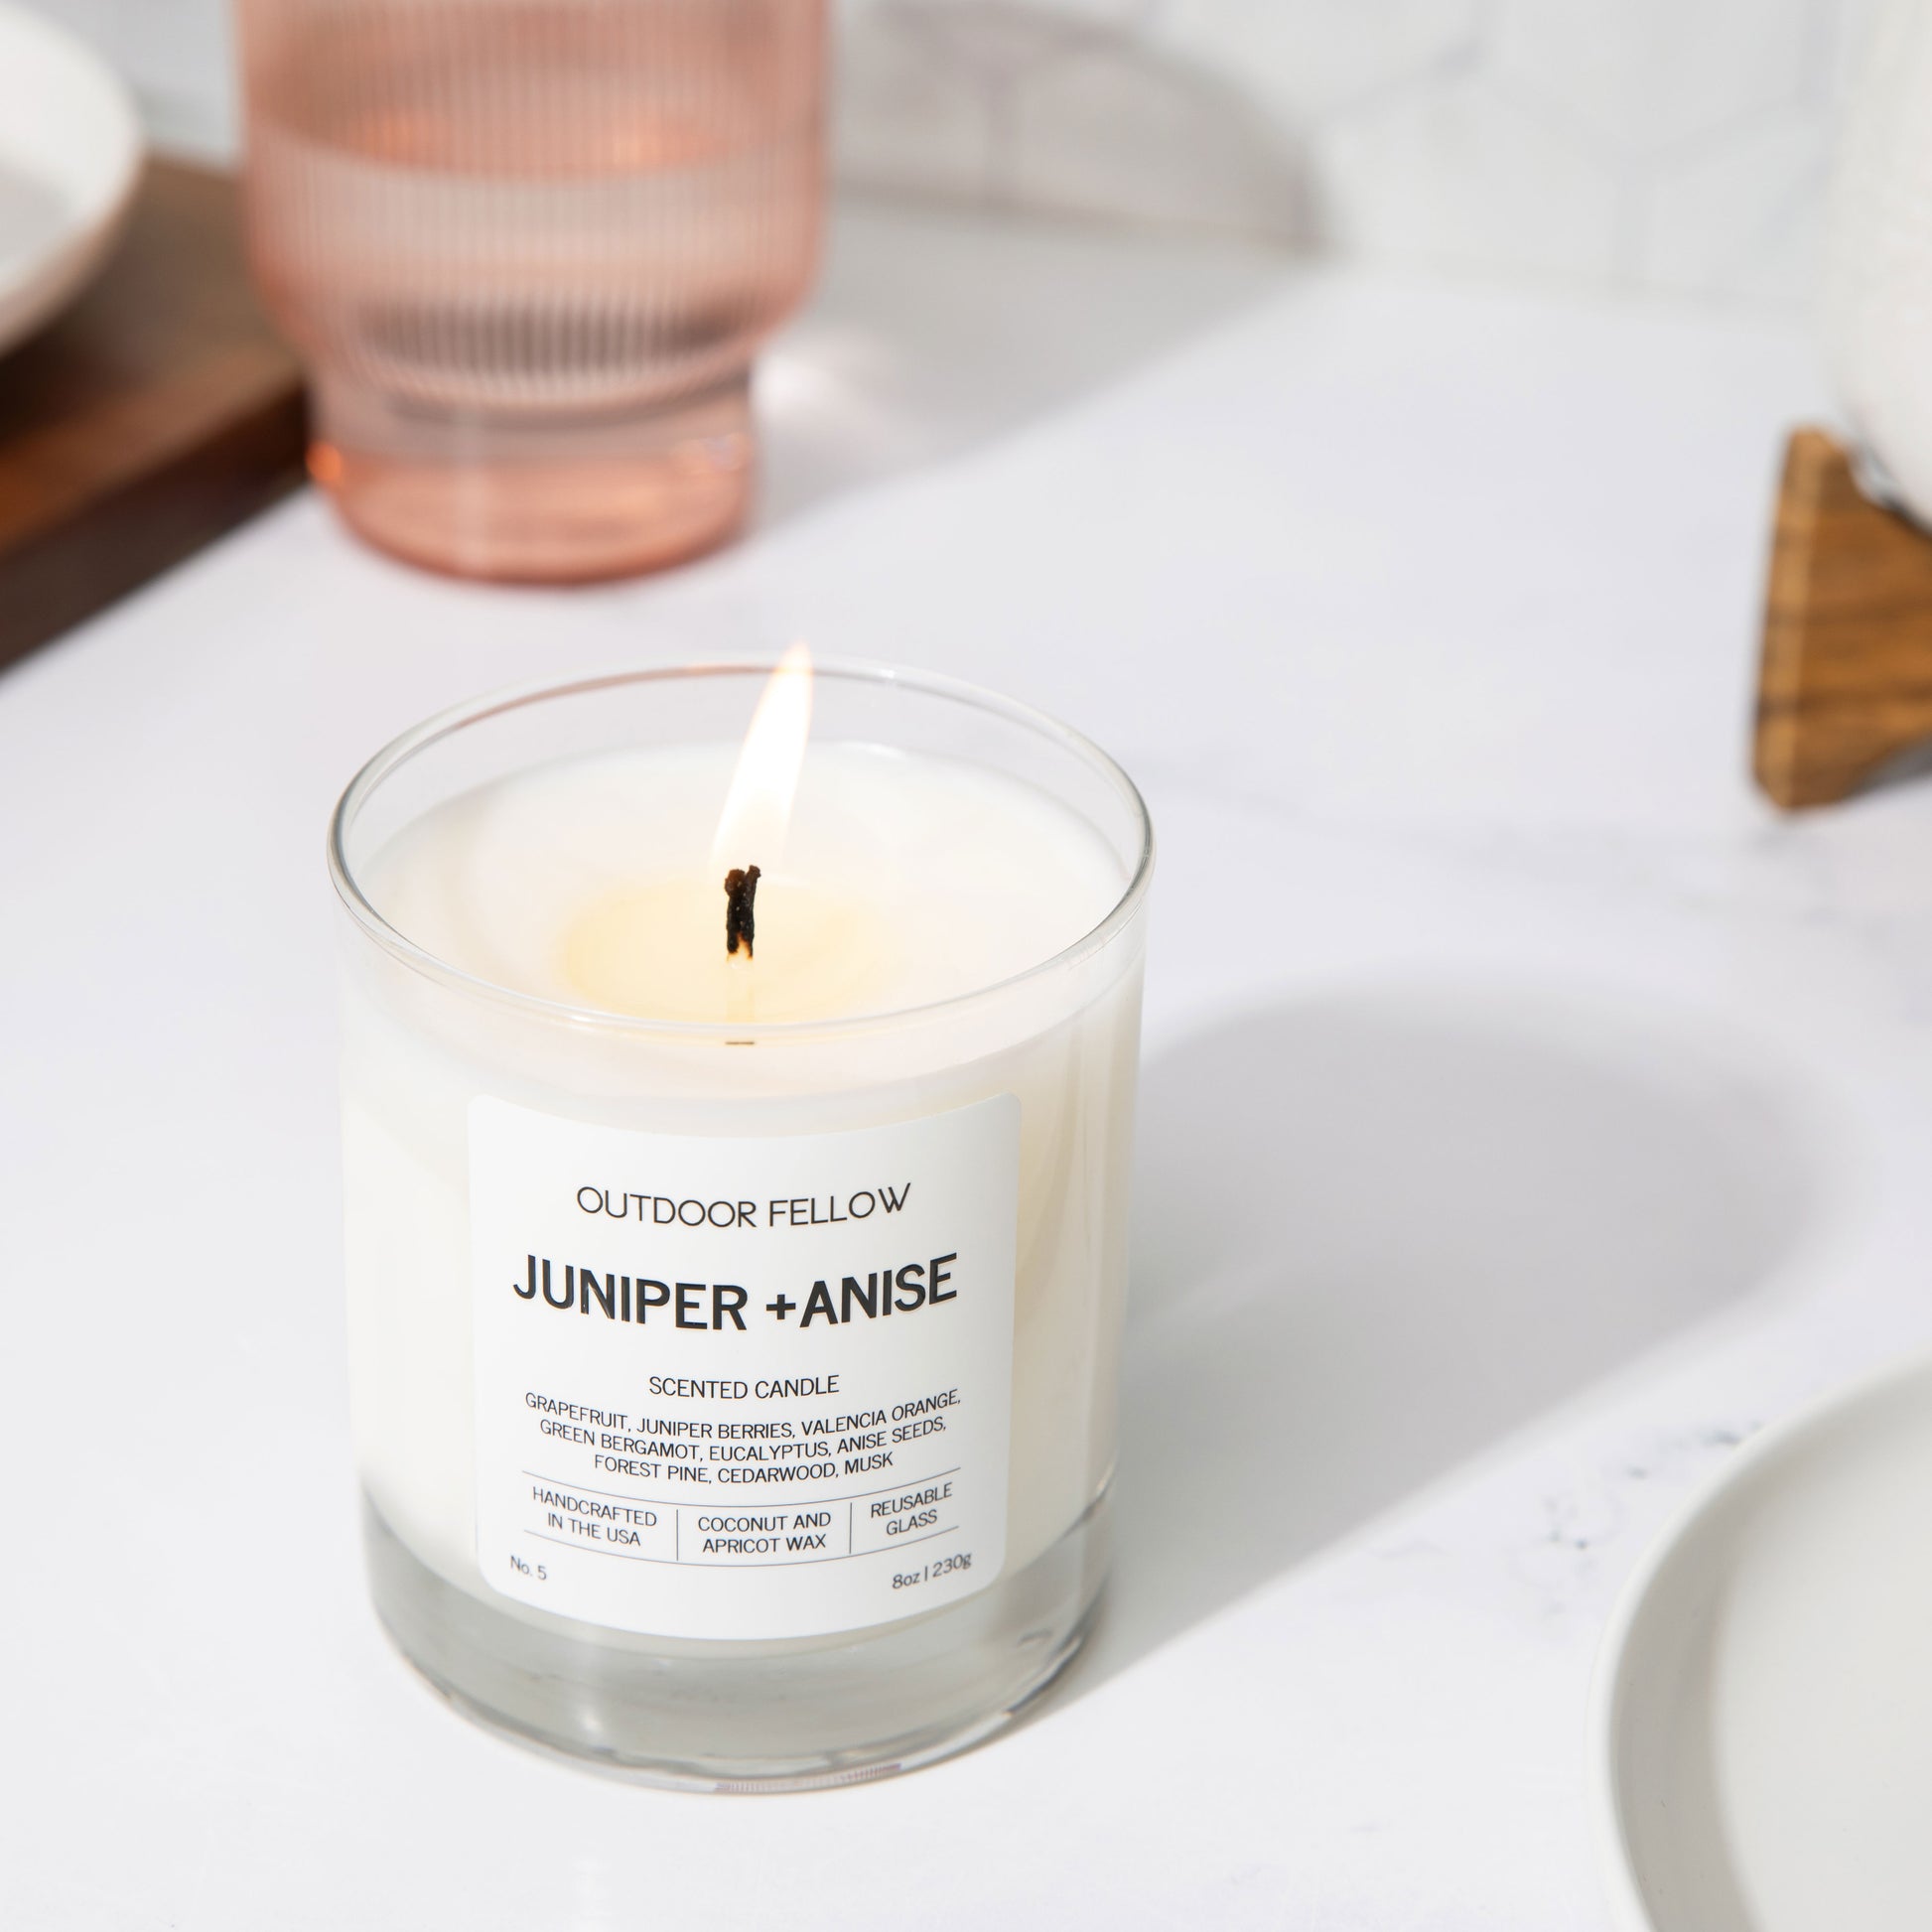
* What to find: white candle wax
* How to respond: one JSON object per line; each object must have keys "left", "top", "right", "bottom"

{"left": 369, "top": 742, "right": 1121, "bottom": 1024}
{"left": 331, "top": 664, "right": 1151, "bottom": 1780}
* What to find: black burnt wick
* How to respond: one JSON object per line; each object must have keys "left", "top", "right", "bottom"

{"left": 724, "top": 864, "right": 761, "bottom": 959}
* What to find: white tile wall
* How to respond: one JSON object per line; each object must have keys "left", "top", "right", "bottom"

{"left": 20, "top": 0, "right": 238, "bottom": 156}
{"left": 13, "top": 0, "right": 1888, "bottom": 305}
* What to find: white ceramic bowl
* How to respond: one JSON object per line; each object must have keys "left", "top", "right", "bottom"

{"left": 1591, "top": 1350, "right": 1932, "bottom": 1932}
{"left": 0, "top": 1, "right": 144, "bottom": 359}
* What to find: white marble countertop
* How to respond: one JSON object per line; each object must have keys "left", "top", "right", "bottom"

{"left": 5, "top": 199, "right": 1925, "bottom": 1929}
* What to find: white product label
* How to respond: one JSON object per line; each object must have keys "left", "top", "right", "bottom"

{"left": 469, "top": 1094, "right": 1019, "bottom": 1640}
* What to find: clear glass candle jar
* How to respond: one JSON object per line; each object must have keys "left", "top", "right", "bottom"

{"left": 236, "top": 0, "right": 826, "bottom": 582}
{"left": 328, "top": 663, "right": 1153, "bottom": 1788}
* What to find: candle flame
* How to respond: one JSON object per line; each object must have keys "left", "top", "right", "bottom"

{"left": 711, "top": 642, "right": 813, "bottom": 882}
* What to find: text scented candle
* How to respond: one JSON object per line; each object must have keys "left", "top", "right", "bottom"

{"left": 329, "top": 659, "right": 1152, "bottom": 1787}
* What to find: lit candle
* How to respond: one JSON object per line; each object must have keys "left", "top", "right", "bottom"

{"left": 330, "top": 657, "right": 1152, "bottom": 1787}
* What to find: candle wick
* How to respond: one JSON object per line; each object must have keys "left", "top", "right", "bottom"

{"left": 724, "top": 864, "right": 761, "bottom": 961}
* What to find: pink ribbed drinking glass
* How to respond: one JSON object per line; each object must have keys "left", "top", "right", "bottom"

{"left": 235, "top": 0, "right": 826, "bottom": 582}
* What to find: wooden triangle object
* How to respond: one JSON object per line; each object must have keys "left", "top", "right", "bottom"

{"left": 1756, "top": 426, "right": 1932, "bottom": 808}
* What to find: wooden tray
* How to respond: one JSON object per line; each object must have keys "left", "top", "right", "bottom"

{"left": 0, "top": 160, "right": 307, "bottom": 670}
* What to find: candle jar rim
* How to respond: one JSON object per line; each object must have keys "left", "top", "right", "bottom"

{"left": 328, "top": 656, "right": 1155, "bottom": 1041}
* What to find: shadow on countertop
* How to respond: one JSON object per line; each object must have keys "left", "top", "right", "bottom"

{"left": 1065, "top": 982, "right": 1825, "bottom": 1693}
{"left": 756, "top": 1, "right": 1314, "bottom": 534}
{"left": 757, "top": 194, "right": 1296, "bottom": 531}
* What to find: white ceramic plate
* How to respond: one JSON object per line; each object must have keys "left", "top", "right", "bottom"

{"left": 0, "top": 1, "right": 143, "bottom": 359}
{"left": 1592, "top": 1351, "right": 1932, "bottom": 1932}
